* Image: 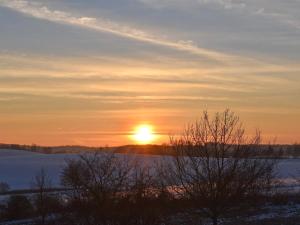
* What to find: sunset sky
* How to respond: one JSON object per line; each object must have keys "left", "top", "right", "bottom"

{"left": 0, "top": 0, "right": 299, "bottom": 146}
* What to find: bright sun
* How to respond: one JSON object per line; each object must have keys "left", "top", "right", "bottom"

{"left": 133, "top": 124, "right": 155, "bottom": 144}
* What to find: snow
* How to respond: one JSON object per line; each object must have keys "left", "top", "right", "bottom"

{"left": 0, "top": 149, "right": 300, "bottom": 190}
{"left": 0, "top": 149, "right": 79, "bottom": 189}
{"left": 243, "top": 204, "right": 300, "bottom": 223}
{"left": 276, "top": 159, "right": 300, "bottom": 179}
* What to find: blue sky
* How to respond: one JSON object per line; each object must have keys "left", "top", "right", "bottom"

{"left": 0, "top": 0, "right": 299, "bottom": 145}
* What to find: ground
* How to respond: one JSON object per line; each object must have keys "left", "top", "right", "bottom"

{"left": 1, "top": 149, "right": 300, "bottom": 225}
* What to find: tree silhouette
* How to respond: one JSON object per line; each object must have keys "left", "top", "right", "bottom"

{"left": 163, "top": 109, "right": 276, "bottom": 225}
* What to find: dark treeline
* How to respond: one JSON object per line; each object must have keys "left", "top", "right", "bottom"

{"left": 0, "top": 143, "right": 300, "bottom": 158}
{"left": 0, "top": 144, "right": 103, "bottom": 154}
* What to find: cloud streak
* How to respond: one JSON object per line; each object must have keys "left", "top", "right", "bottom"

{"left": 0, "top": 0, "right": 234, "bottom": 61}
{"left": 139, "top": 0, "right": 246, "bottom": 10}
{"left": 139, "top": 0, "right": 300, "bottom": 30}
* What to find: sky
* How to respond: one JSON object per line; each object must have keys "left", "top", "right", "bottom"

{"left": 0, "top": 0, "right": 299, "bottom": 146}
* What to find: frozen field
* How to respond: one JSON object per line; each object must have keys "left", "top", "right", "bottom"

{"left": 0, "top": 149, "right": 79, "bottom": 189}
{"left": 0, "top": 149, "right": 299, "bottom": 190}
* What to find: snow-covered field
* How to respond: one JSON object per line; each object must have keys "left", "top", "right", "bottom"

{"left": 0, "top": 149, "right": 299, "bottom": 190}
{"left": 0, "top": 149, "right": 79, "bottom": 189}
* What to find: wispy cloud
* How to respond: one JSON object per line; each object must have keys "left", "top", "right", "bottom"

{"left": 255, "top": 7, "right": 300, "bottom": 30}
{"left": 139, "top": 0, "right": 246, "bottom": 10}
{"left": 139, "top": 0, "right": 300, "bottom": 30}
{"left": 0, "top": 0, "right": 234, "bottom": 61}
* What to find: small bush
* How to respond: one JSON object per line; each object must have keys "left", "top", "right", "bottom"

{"left": 0, "top": 182, "right": 10, "bottom": 193}
{"left": 4, "top": 195, "right": 34, "bottom": 220}
{"left": 270, "top": 193, "right": 290, "bottom": 205}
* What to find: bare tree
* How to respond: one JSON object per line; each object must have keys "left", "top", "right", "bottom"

{"left": 61, "top": 152, "right": 133, "bottom": 225}
{"left": 31, "top": 168, "right": 52, "bottom": 225}
{"left": 124, "top": 163, "right": 165, "bottom": 225}
{"left": 60, "top": 153, "right": 173, "bottom": 225}
{"left": 163, "top": 109, "right": 276, "bottom": 225}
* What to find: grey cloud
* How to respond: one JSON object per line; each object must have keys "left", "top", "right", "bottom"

{"left": 0, "top": 0, "right": 233, "bottom": 62}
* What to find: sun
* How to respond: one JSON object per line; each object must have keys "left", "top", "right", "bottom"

{"left": 132, "top": 124, "right": 155, "bottom": 144}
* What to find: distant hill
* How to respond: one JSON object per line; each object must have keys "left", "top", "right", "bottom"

{"left": 0, "top": 143, "right": 169, "bottom": 155}
{"left": 0, "top": 143, "right": 300, "bottom": 158}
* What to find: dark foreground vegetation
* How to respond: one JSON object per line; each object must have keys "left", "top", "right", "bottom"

{"left": 0, "top": 110, "right": 299, "bottom": 225}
